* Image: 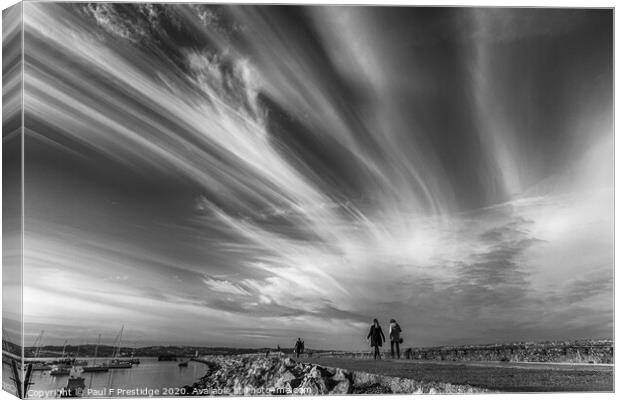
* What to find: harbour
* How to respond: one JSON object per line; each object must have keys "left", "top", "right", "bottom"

{"left": 3, "top": 357, "right": 208, "bottom": 398}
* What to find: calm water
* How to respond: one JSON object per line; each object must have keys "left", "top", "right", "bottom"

{"left": 4, "top": 358, "right": 208, "bottom": 398}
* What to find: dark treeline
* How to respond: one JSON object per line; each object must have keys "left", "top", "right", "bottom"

{"left": 19, "top": 344, "right": 311, "bottom": 358}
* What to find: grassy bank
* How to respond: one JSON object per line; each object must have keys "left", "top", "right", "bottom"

{"left": 303, "top": 357, "right": 613, "bottom": 392}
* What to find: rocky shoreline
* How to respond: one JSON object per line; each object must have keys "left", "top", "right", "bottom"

{"left": 181, "top": 355, "right": 490, "bottom": 395}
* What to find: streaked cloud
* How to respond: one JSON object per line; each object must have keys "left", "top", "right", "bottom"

{"left": 19, "top": 4, "right": 612, "bottom": 349}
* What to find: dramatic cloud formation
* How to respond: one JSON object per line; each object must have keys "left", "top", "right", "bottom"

{"left": 18, "top": 4, "right": 612, "bottom": 350}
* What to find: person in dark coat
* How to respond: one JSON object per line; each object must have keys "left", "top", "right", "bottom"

{"left": 294, "top": 338, "right": 303, "bottom": 358}
{"left": 389, "top": 318, "right": 402, "bottom": 359}
{"left": 367, "top": 318, "right": 386, "bottom": 360}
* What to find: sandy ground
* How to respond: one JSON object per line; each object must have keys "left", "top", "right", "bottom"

{"left": 298, "top": 356, "right": 613, "bottom": 392}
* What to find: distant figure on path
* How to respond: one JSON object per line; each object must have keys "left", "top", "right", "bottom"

{"left": 294, "top": 338, "right": 303, "bottom": 358}
{"left": 367, "top": 318, "right": 386, "bottom": 360}
{"left": 389, "top": 319, "right": 402, "bottom": 359}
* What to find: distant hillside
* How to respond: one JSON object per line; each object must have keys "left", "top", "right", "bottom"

{"left": 22, "top": 344, "right": 304, "bottom": 358}
{"left": 14, "top": 338, "right": 613, "bottom": 363}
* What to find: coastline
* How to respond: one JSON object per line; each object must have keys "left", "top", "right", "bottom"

{"left": 180, "top": 355, "right": 490, "bottom": 395}
{"left": 181, "top": 353, "right": 613, "bottom": 395}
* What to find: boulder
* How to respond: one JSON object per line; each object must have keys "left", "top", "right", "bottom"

{"left": 308, "top": 365, "right": 325, "bottom": 380}
{"left": 284, "top": 378, "right": 303, "bottom": 392}
{"left": 299, "top": 378, "right": 327, "bottom": 395}
{"left": 332, "top": 368, "right": 350, "bottom": 382}
{"left": 274, "top": 370, "right": 297, "bottom": 387}
{"left": 329, "top": 380, "right": 351, "bottom": 394}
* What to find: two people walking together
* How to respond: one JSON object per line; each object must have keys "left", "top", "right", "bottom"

{"left": 294, "top": 337, "right": 305, "bottom": 358}
{"left": 367, "top": 318, "right": 403, "bottom": 360}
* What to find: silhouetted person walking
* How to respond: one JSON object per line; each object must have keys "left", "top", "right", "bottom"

{"left": 294, "top": 338, "right": 303, "bottom": 358}
{"left": 389, "top": 319, "right": 402, "bottom": 359}
{"left": 367, "top": 319, "right": 386, "bottom": 360}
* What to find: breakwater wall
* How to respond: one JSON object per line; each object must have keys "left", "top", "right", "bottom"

{"left": 318, "top": 339, "right": 613, "bottom": 364}
{"left": 182, "top": 355, "right": 489, "bottom": 395}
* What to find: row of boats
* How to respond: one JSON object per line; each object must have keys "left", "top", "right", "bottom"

{"left": 35, "top": 357, "right": 141, "bottom": 375}
{"left": 32, "top": 326, "right": 140, "bottom": 376}
{"left": 55, "top": 357, "right": 193, "bottom": 398}
{"left": 38, "top": 327, "right": 139, "bottom": 398}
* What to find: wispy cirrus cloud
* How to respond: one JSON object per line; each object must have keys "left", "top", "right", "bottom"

{"left": 20, "top": 4, "right": 612, "bottom": 349}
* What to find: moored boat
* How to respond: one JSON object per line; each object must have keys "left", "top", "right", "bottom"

{"left": 82, "top": 334, "right": 109, "bottom": 373}
{"left": 107, "top": 359, "right": 132, "bottom": 369}
{"left": 106, "top": 326, "right": 133, "bottom": 369}
{"left": 30, "top": 362, "right": 52, "bottom": 371}
{"left": 82, "top": 364, "right": 109, "bottom": 372}
{"left": 50, "top": 366, "right": 71, "bottom": 376}
{"left": 128, "top": 350, "right": 140, "bottom": 364}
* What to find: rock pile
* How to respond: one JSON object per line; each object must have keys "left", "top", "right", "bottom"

{"left": 182, "top": 355, "right": 488, "bottom": 396}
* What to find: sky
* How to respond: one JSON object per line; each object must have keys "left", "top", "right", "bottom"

{"left": 3, "top": 2, "right": 23, "bottom": 349}
{"left": 12, "top": 4, "right": 613, "bottom": 350}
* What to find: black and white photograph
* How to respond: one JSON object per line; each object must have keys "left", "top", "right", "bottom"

{"left": 1, "top": 2, "right": 614, "bottom": 398}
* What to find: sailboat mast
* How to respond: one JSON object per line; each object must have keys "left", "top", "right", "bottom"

{"left": 115, "top": 325, "right": 124, "bottom": 359}
{"left": 36, "top": 330, "right": 45, "bottom": 359}
{"left": 94, "top": 334, "right": 101, "bottom": 360}
{"left": 2, "top": 328, "right": 10, "bottom": 352}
